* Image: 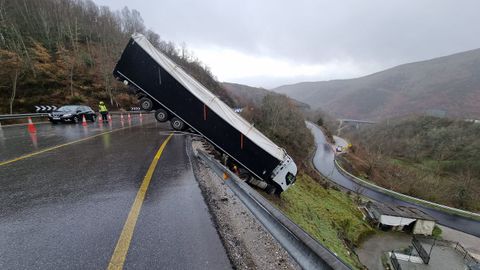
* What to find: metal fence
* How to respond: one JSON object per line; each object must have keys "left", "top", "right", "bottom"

{"left": 390, "top": 251, "right": 402, "bottom": 270}
{"left": 454, "top": 242, "right": 479, "bottom": 266}
{"left": 415, "top": 236, "right": 479, "bottom": 266}
{"left": 412, "top": 236, "right": 430, "bottom": 264}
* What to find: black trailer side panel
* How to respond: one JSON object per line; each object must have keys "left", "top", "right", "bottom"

{"left": 113, "top": 39, "right": 280, "bottom": 180}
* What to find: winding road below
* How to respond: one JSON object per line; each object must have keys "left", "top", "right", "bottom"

{"left": 307, "top": 122, "right": 480, "bottom": 237}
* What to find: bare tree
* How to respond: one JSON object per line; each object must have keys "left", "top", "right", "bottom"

{"left": 0, "top": 49, "right": 24, "bottom": 113}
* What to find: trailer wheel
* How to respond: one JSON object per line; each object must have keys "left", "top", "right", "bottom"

{"left": 139, "top": 97, "right": 153, "bottom": 111}
{"left": 154, "top": 108, "right": 169, "bottom": 122}
{"left": 265, "top": 185, "right": 276, "bottom": 195}
{"left": 272, "top": 183, "right": 283, "bottom": 195}
{"left": 170, "top": 117, "right": 186, "bottom": 131}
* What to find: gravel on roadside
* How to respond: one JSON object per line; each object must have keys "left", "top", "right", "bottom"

{"left": 189, "top": 139, "right": 300, "bottom": 270}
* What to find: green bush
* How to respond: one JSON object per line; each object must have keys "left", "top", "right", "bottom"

{"left": 317, "top": 117, "right": 324, "bottom": 126}
{"left": 432, "top": 225, "right": 442, "bottom": 238}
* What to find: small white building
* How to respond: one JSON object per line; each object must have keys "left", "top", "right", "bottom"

{"left": 362, "top": 202, "right": 436, "bottom": 235}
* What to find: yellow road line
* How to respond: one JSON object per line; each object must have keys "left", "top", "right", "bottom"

{"left": 107, "top": 134, "right": 173, "bottom": 270}
{"left": 0, "top": 127, "right": 131, "bottom": 167}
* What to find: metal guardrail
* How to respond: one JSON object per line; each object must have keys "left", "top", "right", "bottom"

{"left": 0, "top": 113, "right": 49, "bottom": 120}
{"left": 194, "top": 147, "right": 351, "bottom": 270}
{"left": 0, "top": 111, "right": 153, "bottom": 121}
{"left": 333, "top": 158, "right": 480, "bottom": 220}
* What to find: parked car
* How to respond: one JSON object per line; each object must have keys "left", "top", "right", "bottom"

{"left": 48, "top": 105, "right": 96, "bottom": 124}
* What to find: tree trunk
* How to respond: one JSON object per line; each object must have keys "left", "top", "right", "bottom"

{"left": 9, "top": 69, "right": 18, "bottom": 114}
{"left": 69, "top": 63, "right": 74, "bottom": 96}
{"left": 105, "top": 74, "right": 113, "bottom": 105}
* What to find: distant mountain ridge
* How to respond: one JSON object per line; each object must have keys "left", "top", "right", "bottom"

{"left": 222, "top": 82, "right": 310, "bottom": 110}
{"left": 272, "top": 48, "right": 480, "bottom": 120}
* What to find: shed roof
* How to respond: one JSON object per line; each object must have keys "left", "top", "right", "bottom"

{"left": 366, "top": 201, "right": 435, "bottom": 221}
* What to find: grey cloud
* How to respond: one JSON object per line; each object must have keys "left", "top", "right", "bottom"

{"left": 95, "top": 0, "right": 480, "bottom": 81}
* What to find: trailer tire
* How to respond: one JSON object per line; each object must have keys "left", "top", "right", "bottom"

{"left": 170, "top": 117, "right": 186, "bottom": 131}
{"left": 272, "top": 183, "right": 283, "bottom": 195}
{"left": 139, "top": 97, "right": 153, "bottom": 111}
{"left": 265, "top": 184, "right": 277, "bottom": 195}
{"left": 265, "top": 184, "right": 283, "bottom": 195}
{"left": 154, "top": 108, "right": 169, "bottom": 122}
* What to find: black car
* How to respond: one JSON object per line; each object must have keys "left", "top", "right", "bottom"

{"left": 48, "top": 105, "right": 96, "bottom": 124}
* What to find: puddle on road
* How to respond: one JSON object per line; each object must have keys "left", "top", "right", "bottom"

{"left": 28, "top": 133, "right": 38, "bottom": 149}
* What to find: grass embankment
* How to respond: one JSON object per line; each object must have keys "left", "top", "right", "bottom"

{"left": 269, "top": 173, "right": 374, "bottom": 269}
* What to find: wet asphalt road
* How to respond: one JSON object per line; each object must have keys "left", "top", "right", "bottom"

{"left": 307, "top": 122, "right": 480, "bottom": 237}
{"left": 0, "top": 114, "right": 151, "bottom": 162}
{"left": 0, "top": 117, "right": 231, "bottom": 269}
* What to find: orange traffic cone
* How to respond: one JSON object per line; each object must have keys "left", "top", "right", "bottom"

{"left": 27, "top": 117, "right": 36, "bottom": 133}
{"left": 98, "top": 114, "right": 103, "bottom": 123}
{"left": 223, "top": 172, "right": 229, "bottom": 180}
{"left": 127, "top": 113, "right": 131, "bottom": 121}
{"left": 82, "top": 115, "right": 87, "bottom": 126}
{"left": 108, "top": 114, "right": 112, "bottom": 121}
{"left": 120, "top": 114, "right": 124, "bottom": 121}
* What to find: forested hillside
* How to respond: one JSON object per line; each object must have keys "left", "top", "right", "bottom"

{"left": 0, "top": 0, "right": 232, "bottom": 114}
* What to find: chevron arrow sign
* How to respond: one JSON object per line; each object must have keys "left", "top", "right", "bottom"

{"left": 34, "top": 105, "right": 58, "bottom": 113}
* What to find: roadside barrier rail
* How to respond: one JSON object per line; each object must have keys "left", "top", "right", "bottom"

{"left": 0, "top": 113, "right": 48, "bottom": 120}
{"left": 194, "top": 145, "right": 351, "bottom": 270}
{"left": 334, "top": 158, "right": 480, "bottom": 220}
{"left": 0, "top": 111, "right": 153, "bottom": 121}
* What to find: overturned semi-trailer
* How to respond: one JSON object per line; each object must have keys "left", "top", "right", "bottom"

{"left": 113, "top": 34, "right": 297, "bottom": 193}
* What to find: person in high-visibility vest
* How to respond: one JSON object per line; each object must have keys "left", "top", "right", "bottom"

{"left": 99, "top": 101, "right": 109, "bottom": 122}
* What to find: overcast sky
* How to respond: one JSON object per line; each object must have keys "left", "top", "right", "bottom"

{"left": 95, "top": 0, "right": 480, "bottom": 88}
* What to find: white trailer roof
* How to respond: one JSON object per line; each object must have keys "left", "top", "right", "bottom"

{"left": 132, "top": 34, "right": 286, "bottom": 161}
